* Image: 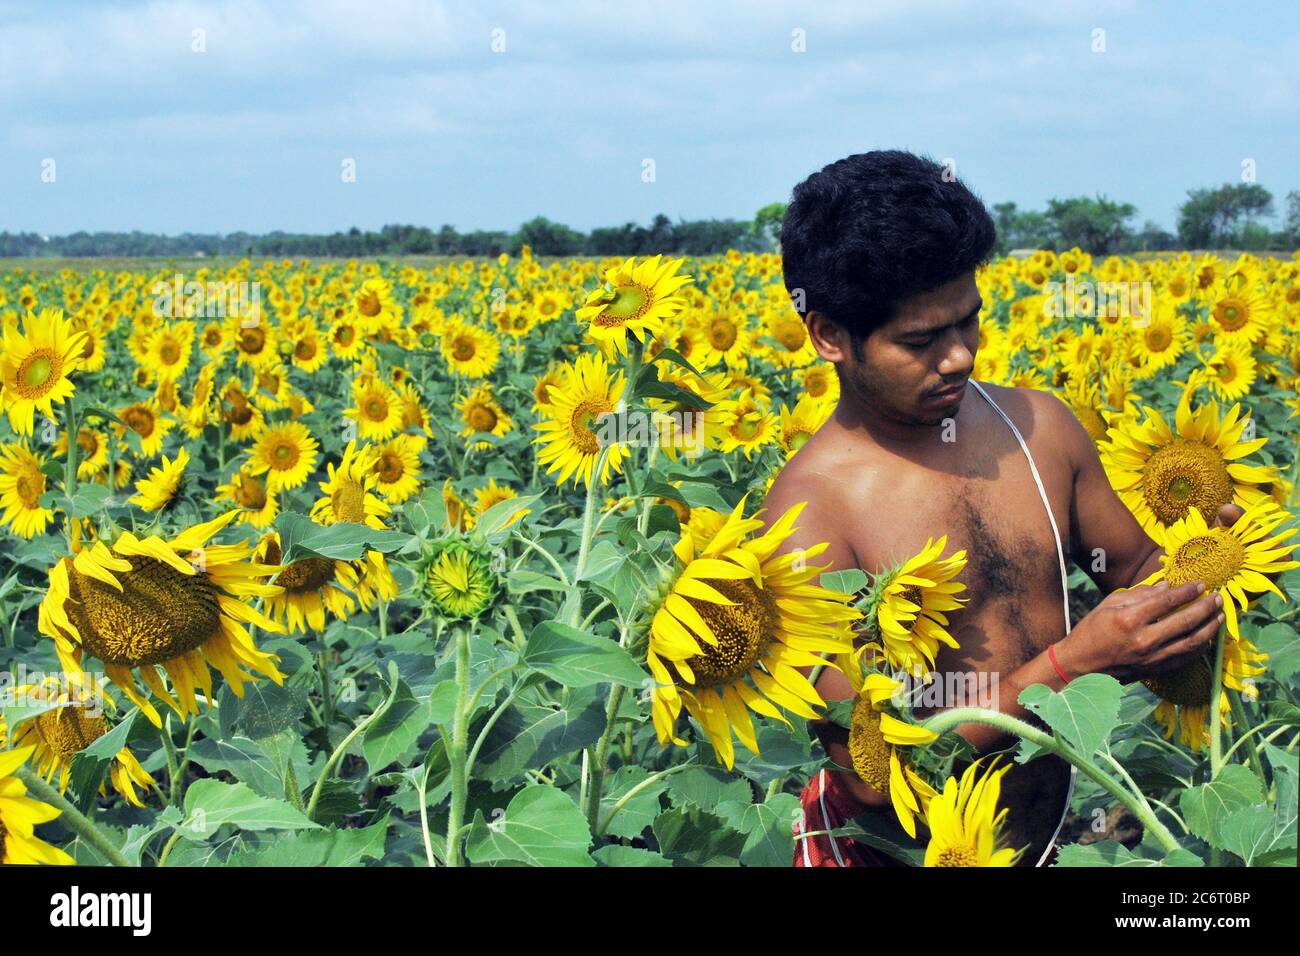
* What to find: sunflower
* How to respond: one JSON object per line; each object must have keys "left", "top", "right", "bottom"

{"left": 310, "top": 440, "right": 391, "bottom": 528}
{"left": 865, "top": 536, "right": 969, "bottom": 677}
{"left": 1145, "top": 637, "right": 1267, "bottom": 751}
{"left": 219, "top": 380, "right": 264, "bottom": 441}
{"left": 576, "top": 255, "right": 693, "bottom": 358}
{"left": 1207, "top": 283, "right": 1273, "bottom": 345}
{"left": 346, "top": 378, "right": 403, "bottom": 442}
{"left": 777, "top": 394, "right": 832, "bottom": 457}
{"left": 924, "top": 758, "right": 1022, "bottom": 867}
{"left": 697, "top": 309, "right": 752, "bottom": 368}
{"left": 353, "top": 277, "right": 401, "bottom": 329}
{"left": 56, "top": 426, "right": 110, "bottom": 480}
{"left": 247, "top": 421, "right": 319, "bottom": 493}
{"left": 0, "top": 747, "right": 75, "bottom": 865}
{"left": 215, "top": 467, "right": 279, "bottom": 528}
{"left": 256, "top": 533, "right": 359, "bottom": 634}
{"left": 802, "top": 364, "right": 840, "bottom": 404}
{"left": 456, "top": 384, "right": 514, "bottom": 450}
{"left": 1101, "top": 390, "right": 1276, "bottom": 544}
{"left": 714, "top": 389, "right": 777, "bottom": 458}
{"left": 368, "top": 436, "right": 422, "bottom": 504}
{"left": 467, "top": 479, "right": 529, "bottom": 531}
{"left": 1138, "top": 502, "right": 1299, "bottom": 641}
{"left": 199, "top": 321, "right": 227, "bottom": 356}
{"left": 440, "top": 321, "right": 500, "bottom": 378}
{"left": 1197, "top": 341, "right": 1257, "bottom": 402}
{"left": 419, "top": 539, "right": 500, "bottom": 620}
{"left": 646, "top": 499, "right": 861, "bottom": 770}
{"left": 0, "top": 307, "right": 88, "bottom": 436}
{"left": 1131, "top": 304, "right": 1189, "bottom": 373}
{"left": 763, "top": 308, "right": 818, "bottom": 368}
{"left": 533, "top": 352, "right": 628, "bottom": 488}
{"left": 142, "top": 321, "right": 194, "bottom": 382}
{"left": 129, "top": 447, "right": 189, "bottom": 512}
{"left": 329, "top": 314, "right": 368, "bottom": 362}
{"left": 117, "top": 399, "right": 176, "bottom": 458}
{"left": 289, "top": 323, "right": 329, "bottom": 374}
{"left": 230, "top": 318, "right": 278, "bottom": 369}
{"left": 3, "top": 676, "right": 154, "bottom": 808}
{"left": 530, "top": 362, "right": 567, "bottom": 413}
{"left": 37, "top": 510, "right": 287, "bottom": 727}
{"left": 847, "top": 673, "right": 941, "bottom": 837}
{"left": 0, "top": 441, "right": 55, "bottom": 539}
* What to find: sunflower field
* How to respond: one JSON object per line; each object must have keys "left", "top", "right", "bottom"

{"left": 0, "top": 247, "right": 1297, "bottom": 868}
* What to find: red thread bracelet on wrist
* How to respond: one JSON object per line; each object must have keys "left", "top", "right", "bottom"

{"left": 1048, "top": 643, "right": 1072, "bottom": 684}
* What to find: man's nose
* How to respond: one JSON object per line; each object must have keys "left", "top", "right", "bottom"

{"left": 938, "top": 335, "right": 974, "bottom": 377}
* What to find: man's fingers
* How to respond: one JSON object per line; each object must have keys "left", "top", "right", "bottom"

{"left": 1216, "top": 503, "right": 1246, "bottom": 529}
{"left": 1147, "top": 591, "right": 1222, "bottom": 643}
{"left": 1137, "top": 580, "right": 1206, "bottom": 621}
{"left": 1146, "top": 611, "right": 1224, "bottom": 673}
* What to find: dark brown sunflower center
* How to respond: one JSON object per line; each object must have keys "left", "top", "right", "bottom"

{"left": 234, "top": 474, "right": 267, "bottom": 509}
{"left": 271, "top": 441, "right": 299, "bottom": 467}
{"left": 122, "top": 406, "right": 156, "bottom": 438}
{"left": 1141, "top": 440, "right": 1232, "bottom": 527}
{"left": 376, "top": 452, "right": 404, "bottom": 484}
{"left": 1213, "top": 300, "right": 1248, "bottom": 332}
{"left": 295, "top": 338, "right": 317, "bottom": 361}
{"left": 364, "top": 396, "right": 388, "bottom": 421}
{"left": 452, "top": 338, "right": 476, "bottom": 361}
{"left": 65, "top": 555, "right": 223, "bottom": 666}
{"left": 774, "top": 317, "right": 806, "bottom": 351}
{"left": 708, "top": 318, "right": 738, "bottom": 351}
{"left": 160, "top": 341, "right": 181, "bottom": 365}
{"left": 239, "top": 328, "right": 266, "bottom": 354}
{"left": 276, "top": 557, "right": 336, "bottom": 592}
{"left": 679, "top": 577, "right": 777, "bottom": 688}
{"left": 357, "top": 291, "right": 382, "bottom": 318}
{"left": 1145, "top": 326, "right": 1172, "bottom": 351}
{"left": 33, "top": 706, "right": 109, "bottom": 758}
{"left": 1144, "top": 647, "right": 1215, "bottom": 706}
{"left": 1166, "top": 532, "right": 1245, "bottom": 591}
{"left": 15, "top": 471, "right": 44, "bottom": 508}
{"left": 848, "top": 698, "right": 893, "bottom": 794}
{"left": 467, "top": 405, "right": 497, "bottom": 433}
{"left": 335, "top": 325, "right": 356, "bottom": 346}
{"left": 331, "top": 480, "right": 367, "bottom": 523}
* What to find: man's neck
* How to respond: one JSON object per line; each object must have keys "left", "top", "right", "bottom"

{"left": 832, "top": 392, "right": 967, "bottom": 451}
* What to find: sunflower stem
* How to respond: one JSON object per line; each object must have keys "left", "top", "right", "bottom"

{"left": 444, "top": 624, "right": 472, "bottom": 867}
{"left": 1209, "top": 623, "right": 1227, "bottom": 780}
{"left": 15, "top": 764, "right": 133, "bottom": 867}
{"left": 597, "top": 762, "right": 695, "bottom": 836}
{"left": 565, "top": 446, "right": 611, "bottom": 627}
{"left": 305, "top": 665, "right": 402, "bottom": 822}
{"left": 921, "top": 706, "right": 1183, "bottom": 856}
{"left": 62, "top": 397, "right": 79, "bottom": 546}
{"left": 1227, "top": 690, "right": 1267, "bottom": 784}
{"left": 162, "top": 716, "right": 182, "bottom": 806}
{"left": 584, "top": 683, "right": 626, "bottom": 833}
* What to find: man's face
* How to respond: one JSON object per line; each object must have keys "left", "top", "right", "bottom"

{"left": 838, "top": 273, "right": 982, "bottom": 427}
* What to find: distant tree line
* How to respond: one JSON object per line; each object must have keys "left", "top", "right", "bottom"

{"left": 3, "top": 184, "right": 1296, "bottom": 259}
{"left": 0, "top": 214, "right": 766, "bottom": 259}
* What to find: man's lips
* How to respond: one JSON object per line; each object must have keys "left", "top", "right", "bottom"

{"left": 927, "top": 380, "right": 968, "bottom": 401}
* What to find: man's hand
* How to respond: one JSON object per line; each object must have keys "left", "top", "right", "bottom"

{"left": 1054, "top": 581, "right": 1224, "bottom": 683}
{"left": 1215, "top": 503, "right": 1246, "bottom": 529}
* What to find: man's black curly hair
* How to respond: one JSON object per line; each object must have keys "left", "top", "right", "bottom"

{"left": 780, "top": 150, "right": 996, "bottom": 345}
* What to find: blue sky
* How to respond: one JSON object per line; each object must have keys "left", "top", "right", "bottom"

{"left": 2, "top": 0, "right": 1297, "bottom": 235}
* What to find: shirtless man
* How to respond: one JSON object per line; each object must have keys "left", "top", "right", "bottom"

{"left": 764, "top": 150, "right": 1233, "bottom": 866}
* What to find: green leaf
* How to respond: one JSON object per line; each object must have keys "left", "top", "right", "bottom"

{"left": 187, "top": 736, "right": 298, "bottom": 800}
{"left": 666, "top": 766, "right": 754, "bottom": 811}
{"left": 592, "top": 845, "right": 672, "bottom": 867}
{"left": 716, "top": 792, "right": 803, "bottom": 867}
{"left": 826, "top": 812, "right": 925, "bottom": 866}
{"left": 522, "top": 621, "right": 647, "bottom": 689}
{"left": 465, "top": 785, "right": 593, "bottom": 867}
{"left": 67, "top": 708, "right": 141, "bottom": 812}
{"left": 508, "top": 570, "right": 568, "bottom": 595}
{"left": 227, "top": 817, "right": 389, "bottom": 866}
{"left": 1179, "top": 764, "right": 1266, "bottom": 847}
{"left": 819, "top": 568, "right": 868, "bottom": 594}
{"left": 362, "top": 678, "right": 431, "bottom": 772}
{"left": 1018, "top": 673, "right": 1123, "bottom": 758}
{"left": 654, "top": 806, "right": 746, "bottom": 866}
{"left": 598, "top": 766, "right": 670, "bottom": 840}
{"left": 1253, "top": 622, "right": 1300, "bottom": 682}
{"left": 471, "top": 494, "right": 538, "bottom": 537}
{"left": 235, "top": 682, "right": 303, "bottom": 741}
{"left": 179, "top": 779, "right": 321, "bottom": 841}
{"left": 647, "top": 345, "right": 708, "bottom": 380}
{"left": 577, "top": 539, "right": 623, "bottom": 583}
{"left": 1053, "top": 841, "right": 1171, "bottom": 867}
{"left": 275, "top": 512, "right": 413, "bottom": 563}
{"left": 1217, "top": 805, "right": 1295, "bottom": 864}
{"left": 474, "top": 687, "right": 607, "bottom": 779}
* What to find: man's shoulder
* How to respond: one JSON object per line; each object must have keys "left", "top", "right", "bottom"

{"left": 971, "top": 379, "right": 1090, "bottom": 470}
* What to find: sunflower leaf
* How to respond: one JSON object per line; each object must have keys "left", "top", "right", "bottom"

{"left": 1178, "top": 763, "right": 1265, "bottom": 847}
{"left": 1018, "top": 673, "right": 1123, "bottom": 759}
{"left": 471, "top": 493, "right": 538, "bottom": 538}
{"left": 464, "top": 785, "right": 593, "bottom": 867}
{"left": 179, "top": 779, "right": 321, "bottom": 841}
{"left": 522, "top": 621, "right": 647, "bottom": 689}
{"left": 819, "top": 568, "right": 869, "bottom": 595}
{"left": 274, "top": 512, "right": 413, "bottom": 563}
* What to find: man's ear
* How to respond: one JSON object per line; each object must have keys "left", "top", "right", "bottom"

{"left": 806, "top": 311, "right": 852, "bottom": 363}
